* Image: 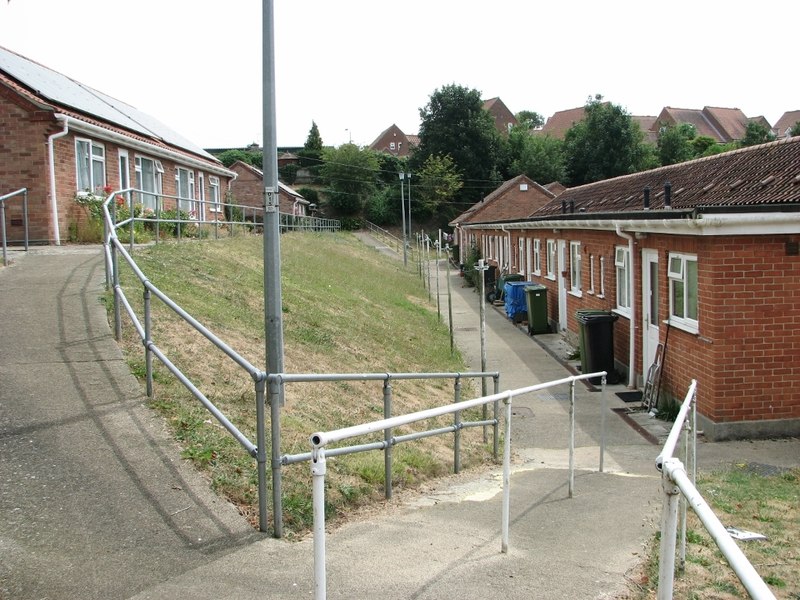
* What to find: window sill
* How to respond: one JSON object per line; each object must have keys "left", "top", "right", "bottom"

{"left": 667, "top": 318, "right": 699, "bottom": 336}
{"left": 568, "top": 290, "right": 583, "bottom": 298}
{"left": 612, "top": 308, "right": 631, "bottom": 320}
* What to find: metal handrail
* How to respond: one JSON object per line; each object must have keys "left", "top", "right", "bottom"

{"left": 656, "top": 381, "right": 776, "bottom": 599}
{"left": 0, "top": 187, "right": 29, "bottom": 266}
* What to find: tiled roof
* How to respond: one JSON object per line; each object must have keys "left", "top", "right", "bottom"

{"left": 537, "top": 106, "right": 586, "bottom": 139}
{"left": 456, "top": 175, "right": 555, "bottom": 224}
{"left": 531, "top": 136, "right": 800, "bottom": 218}
{"left": 774, "top": 111, "right": 800, "bottom": 137}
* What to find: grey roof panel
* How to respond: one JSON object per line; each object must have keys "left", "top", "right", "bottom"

{"left": 0, "top": 45, "right": 214, "bottom": 160}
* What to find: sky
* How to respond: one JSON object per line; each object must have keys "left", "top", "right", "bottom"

{"left": 1, "top": 0, "right": 797, "bottom": 150}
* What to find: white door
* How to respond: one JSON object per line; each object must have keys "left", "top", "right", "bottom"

{"left": 557, "top": 239, "right": 567, "bottom": 332}
{"left": 642, "top": 249, "right": 660, "bottom": 385}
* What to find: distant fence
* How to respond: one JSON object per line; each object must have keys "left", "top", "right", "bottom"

{"left": 0, "top": 187, "right": 28, "bottom": 266}
{"left": 655, "top": 381, "right": 776, "bottom": 599}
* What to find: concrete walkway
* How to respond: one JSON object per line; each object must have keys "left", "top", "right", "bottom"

{"left": 1, "top": 240, "right": 798, "bottom": 599}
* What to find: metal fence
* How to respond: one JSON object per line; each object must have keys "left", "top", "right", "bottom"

{"left": 655, "top": 381, "right": 776, "bottom": 599}
{"left": 308, "top": 371, "right": 609, "bottom": 600}
{"left": 101, "top": 187, "right": 503, "bottom": 537}
{"left": 0, "top": 187, "right": 29, "bottom": 266}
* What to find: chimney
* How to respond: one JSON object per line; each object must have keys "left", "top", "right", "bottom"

{"left": 569, "top": 200, "right": 575, "bottom": 213}
{"left": 561, "top": 200, "right": 567, "bottom": 214}
{"left": 643, "top": 186, "right": 650, "bottom": 210}
{"left": 664, "top": 182, "right": 672, "bottom": 209}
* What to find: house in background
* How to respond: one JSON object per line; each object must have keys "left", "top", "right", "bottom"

{"left": 773, "top": 110, "right": 800, "bottom": 138}
{"left": 483, "top": 97, "right": 518, "bottom": 135}
{"left": 649, "top": 106, "right": 768, "bottom": 143}
{"left": 369, "top": 124, "right": 417, "bottom": 157}
{"left": 453, "top": 137, "right": 800, "bottom": 441}
{"left": 0, "top": 45, "right": 234, "bottom": 245}
{"left": 228, "top": 160, "right": 310, "bottom": 220}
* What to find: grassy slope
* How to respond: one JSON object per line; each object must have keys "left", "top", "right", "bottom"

{"left": 115, "top": 232, "right": 488, "bottom": 533}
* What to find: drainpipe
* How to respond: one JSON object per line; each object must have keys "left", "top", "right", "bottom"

{"left": 47, "top": 115, "right": 69, "bottom": 245}
{"left": 500, "top": 225, "right": 512, "bottom": 272}
{"left": 615, "top": 223, "right": 636, "bottom": 389}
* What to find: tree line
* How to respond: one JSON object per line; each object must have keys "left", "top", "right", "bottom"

{"left": 215, "top": 86, "right": 797, "bottom": 231}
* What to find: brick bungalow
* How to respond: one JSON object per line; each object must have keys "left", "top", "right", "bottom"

{"left": 228, "top": 160, "right": 311, "bottom": 221}
{"left": 0, "top": 45, "right": 234, "bottom": 245}
{"left": 454, "top": 137, "right": 800, "bottom": 440}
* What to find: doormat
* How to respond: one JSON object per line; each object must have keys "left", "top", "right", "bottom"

{"left": 616, "top": 391, "right": 643, "bottom": 403}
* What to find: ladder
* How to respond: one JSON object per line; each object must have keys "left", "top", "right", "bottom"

{"left": 642, "top": 343, "right": 664, "bottom": 412}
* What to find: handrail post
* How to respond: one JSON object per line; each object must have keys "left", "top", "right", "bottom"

{"left": 453, "top": 375, "right": 462, "bottom": 474}
{"left": 493, "top": 375, "right": 500, "bottom": 461}
{"left": 1, "top": 199, "right": 7, "bottom": 267}
{"left": 383, "top": 378, "right": 393, "bottom": 499}
{"left": 112, "top": 243, "right": 122, "bottom": 341}
{"left": 255, "top": 378, "right": 269, "bottom": 533}
{"left": 599, "top": 374, "right": 606, "bottom": 472}
{"left": 270, "top": 377, "right": 283, "bottom": 537}
{"left": 657, "top": 458, "right": 681, "bottom": 600}
{"left": 501, "top": 397, "right": 513, "bottom": 553}
{"left": 568, "top": 378, "right": 576, "bottom": 498}
{"left": 143, "top": 286, "right": 153, "bottom": 398}
{"left": 679, "top": 416, "right": 688, "bottom": 571}
{"left": 312, "top": 446, "right": 327, "bottom": 600}
{"left": 22, "top": 190, "right": 29, "bottom": 252}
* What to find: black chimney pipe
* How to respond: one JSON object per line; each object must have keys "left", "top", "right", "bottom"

{"left": 569, "top": 200, "right": 575, "bottom": 213}
{"left": 643, "top": 186, "right": 650, "bottom": 210}
{"left": 561, "top": 200, "right": 566, "bottom": 214}
{"left": 664, "top": 182, "right": 672, "bottom": 209}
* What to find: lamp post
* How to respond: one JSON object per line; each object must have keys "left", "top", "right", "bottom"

{"left": 399, "top": 172, "right": 407, "bottom": 266}
{"left": 406, "top": 172, "right": 412, "bottom": 243}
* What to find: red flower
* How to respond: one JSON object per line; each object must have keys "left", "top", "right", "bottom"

{"left": 103, "top": 185, "right": 113, "bottom": 194}
{"left": 116, "top": 196, "right": 125, "bottom": 206}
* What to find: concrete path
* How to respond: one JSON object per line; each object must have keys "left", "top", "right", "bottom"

{"left": 1, "top": 240, "right": 797, "bottom": 599}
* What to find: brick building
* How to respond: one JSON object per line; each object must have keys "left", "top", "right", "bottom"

{"left": 453, "top": 137, "right": 800, "bottom": 440}
{"left": 0, "top": 45, "right": 234, "bottom": 245}
{"left": 228, "top": 160, "right": 310, "bottom": 220}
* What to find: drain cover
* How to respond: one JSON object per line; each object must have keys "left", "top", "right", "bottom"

{"left": 512, "top": 407, "right": 534, "bottom": 418}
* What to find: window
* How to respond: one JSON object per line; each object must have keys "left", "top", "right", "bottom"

{"left": 389, "top": 142, "right": 396, "bottom": 151}
{"left": 569, "top": 241, "right": 582, "bottom": 294}
{"left": 208, "top": 176, "right": 221, "bottom": 214}
{"left": 518, "top": 238, "right": 525, "bottom": 274}
{"left": 76, "top": 138, "right": 106, "bottom": 193}
{"left": 176, "top": 167, "right": 195, "bottom": 214}
{"left": 118, "top": 150, "right": 130, "bottom": 203}
{"left": 615, "top": 246, "right": 631, "bottom": 313}
{"left": 668, "top": 253, "right": 698, "bottom": 332}
{"left": 533, "top": 239, "right": 541, "bottom": 275}
{"left": 135, "top": 155, "right": 163, "bottom": 211}
{"left": 588, "top": 255, "right": 595, "bottom": 294}
{"left": 599, "top": 256, "right": 606, "bottom": 298}
{"left": 197, "top": 172, "right": 206, "bottom": 220}
{"left": 546, "top": 240, "right": 556, "bottom": 279}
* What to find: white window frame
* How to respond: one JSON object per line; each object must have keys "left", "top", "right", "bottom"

{"left": 518, "top": 238, "right": 525, "bottom": 275}
{"left": 533, "top": 239, "right": 541, "bottom": 276}
{"left": 208, "top": 176, "right": 221, "bottom": 214}
{"left": 546, "top": 239, "right": 556, "bottom": 280}
{"left": 197, "top": 172, "right": 206, "bottom": 220}
{"left": 599, "top": 256, "right": 606, "bottom": 298}
{"left": 668, "top": 252, "right": 699, "bottom": 333}
{"left": 118, "top": 149, "right": 130, "bottom": 204}
{"left": 588, "top": 255, "right": 595, "bottom": 294}
{"left": 135, "top": 155, "right": 163, "bottom": 211}
{"left": 175, "top": 167, "right": 196, "bottom": 215}
{"left": 75, "top": 138, "right": 106, "bottom": 193}
{"left": 615, "top": 246, "right": 632, "bottom": 316}
{"left": 569, "top": 241, "right": 582, "bottom": 295}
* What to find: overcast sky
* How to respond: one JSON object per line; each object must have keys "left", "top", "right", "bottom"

{"left": 2, "top": 1, "right": 797, "bottom": 150}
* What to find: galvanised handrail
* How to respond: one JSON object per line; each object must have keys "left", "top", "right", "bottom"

{"left": 364, "top": 220, "right": 404, "bottom": 253}
{"left": 308, "top": 371, "right": 608, "bottom": 600}
{"left": 656, "top": 381, "right": 776, "bottom": 600}
{"left": 0, "top": 187, "right": 29, "bottom": 266}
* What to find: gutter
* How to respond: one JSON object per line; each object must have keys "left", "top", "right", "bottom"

{"left": 47, "top": 115, "right": 70, "bottom": 245}
{"left": 615, "top": 224, "right": 636, "bottom": 389}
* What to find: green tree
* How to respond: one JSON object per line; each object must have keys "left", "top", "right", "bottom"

{"left": 415, "top": 154, "right": 464, "bottom": 225}
{"left": 563, "top": 95, "right": 648, "bottom": 185}
{"left": 508, "top": 128, "right": 565, "bottom": 183}
{"left": 791, "top": 122, "right": 800, "bottom": 137}
{"left": 515, "top": 110, "right": 545, "bottom": 130}
{"left": 690, "top": 135, "right": 719, "bottom": 156}
{"left": 216, "top": 149, "right": 255, "bottom": 168}
{"left": 657, "top": 123, "right": 696, "bottom": 166}
{"left": 739, "top": 121, "right": 775, "bottom": 147}
{"left": 298, "top": 121, "right": 324, "bottom": 169}
{"left": 411, "top": 84, "right": 502, "bottom": 205}
{"left": 319, "top": 143, "right": 379, "bottom": 216}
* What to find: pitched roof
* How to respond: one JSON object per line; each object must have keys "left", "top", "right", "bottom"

{"left": 774, "top": 110, "right": 800, "bottom": 137}
{"left": 229, "top": 160, "right": 309, "bottom": 203}
{"left": 0, "top": 45, "right": 217, "bottom": 162}
{"left": 652, "top": 106, "right": 757, "bottom": 143}
{"left": 537, "top": 106, "right": 586, "bottom": 139}
{"left": 530, "top": 137, "right": 800, "bottom": 218}
{"left": 454, "top": 175, "right": 555, "bottom": 225}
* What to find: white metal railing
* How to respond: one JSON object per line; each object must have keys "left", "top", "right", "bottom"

{"left": 656, "top": 381, "right": 776, "bottom": 599}
{"left": 0, "top": 187, "right": 29, "bottom": 266}
{"left": 364, "top": 220, "right": 406, "bottom": 254}
{"left": 308, "top": 371, "right": 608, "bottom": 600}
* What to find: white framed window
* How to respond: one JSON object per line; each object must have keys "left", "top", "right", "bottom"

{"left": 176, "top": 167, "right": 195, "bottom": 215}
{"left": 569, "top": 241, "right": 582, "bottom": 295}
{"left": 118, "top": 149, "right": 130, "bottom": 203}
{"left": 599, "top": 256, "right": 606, "bottom": 298}
{"left": 533, "top": 239, "right": 541, "bottom": 276}
{"left": 390, "top": 142, "right": 396, "bottom": 150}
{"left": 615, "top": 246, "right": 631, "bottom": 314}
{"left": 197, "top": 172, "right": 206, "bottom": 220}
{"left": 668, "top": 253, "right": 698, "bottom": 332}
{"left": 75, "top": 138, "right": 106, "bottom": 193}
{"left": 518, "top": 238, "right": 525, "bottom": 275}
{"left": 546, "top": 239, "right": 556, "bottom": 279}
{"left": 208, "top": 176, "right": 221, "bottom": 214}
{"left": 588, "top": 255, "right": 595, "bottom": 294}
{"left": 135, "top": 155, "right": 163, "bottom": 211}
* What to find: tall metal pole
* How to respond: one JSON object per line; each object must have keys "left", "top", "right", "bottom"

{"left": 399, "top": 173, "right": 407, "bottom": 267}
{"left": 407, "top": 172, "right": 412, "bottom": 242}
{"left": 263, "top": 0, "right": 284, "bottom": 537}
{"left": 476, "top": 259, "right": 489, "bottom": 398}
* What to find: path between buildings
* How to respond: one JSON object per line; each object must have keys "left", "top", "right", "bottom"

{"left": 1, "top": 239, "right": 798, "bottom": 599}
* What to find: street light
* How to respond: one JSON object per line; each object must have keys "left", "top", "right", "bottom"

{"left": 406, "top": 172, "right": 412, "bottom": 242}
{"left": 399, "top": 172, "right": 407, "bottom": 266}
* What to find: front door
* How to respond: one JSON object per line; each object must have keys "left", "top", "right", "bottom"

{"left": 557, "top": 239, "right": 567, "bottom": 332}
{"left": 642, "top": 249, "right": 660, "bottom": 385}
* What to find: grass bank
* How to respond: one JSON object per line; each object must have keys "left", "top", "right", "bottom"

{"left": 113, "top": 232, "right": 489, "bottom": 535}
